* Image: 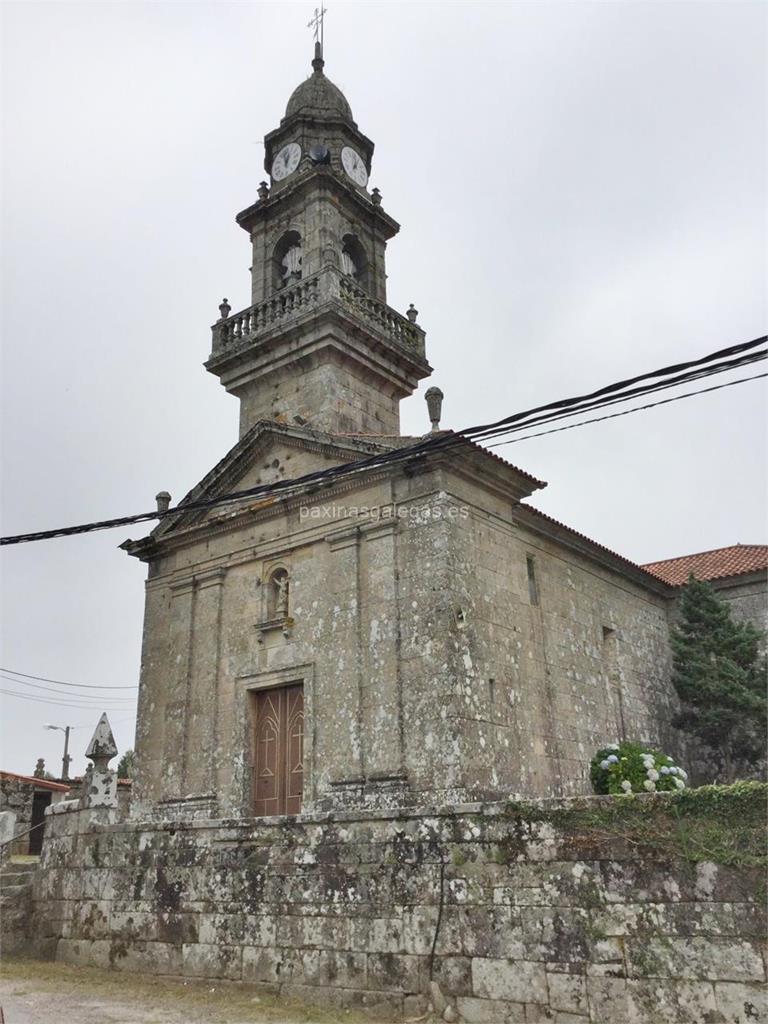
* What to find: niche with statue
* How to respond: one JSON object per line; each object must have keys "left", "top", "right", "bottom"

{"left": 255, "top": 564, "right": 294, "bottom": 642}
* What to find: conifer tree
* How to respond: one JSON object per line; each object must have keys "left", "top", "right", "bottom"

{"left": 671, "top": 575, "right": 766, "bottom": 782}
{"left": 117, "top": 748, "right": 135, "bottom": 779}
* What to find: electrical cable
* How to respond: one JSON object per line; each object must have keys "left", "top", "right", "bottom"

{"left": 1, "top": 335, "right": 764, "bottom": 547}
{"left": 0, "top": 666, "right": 138, "bottom": 690}
{"left": 0, "top": 689, "right": 133, "bottom": 710}
{"left": 458, "top": 336, "right": 766, "bottom": 437}
{"left": 487, "top": 372, "right": 768, "bottom": 448}
{"left": 0, "top": 674, "right": 134, "bottom": 701}
{"left": 466, "top": 350, "right": 767, "bottom": 443}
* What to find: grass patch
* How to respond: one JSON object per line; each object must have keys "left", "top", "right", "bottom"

{"left": 503, "top": 781, "right": 767, "bottom": 869}
{"left": 0, "top": 957, "right": 373, "bottom": 1024}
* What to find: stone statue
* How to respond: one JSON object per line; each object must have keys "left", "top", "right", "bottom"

{"left": 274, "top": 573, "right": 289, "bottom": 618}
{"left": 282, "top": 246, "right": 302, "bottom": 284}
{"left": 341, "top": 249, "right": 356, "bottom": 277}
{"left": 33, "top": 758, "right": 45, "bottom": 778}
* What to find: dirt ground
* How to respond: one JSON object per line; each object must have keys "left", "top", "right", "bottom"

{"left": 0, "top": 958, "right": 374, "bottom": 1024}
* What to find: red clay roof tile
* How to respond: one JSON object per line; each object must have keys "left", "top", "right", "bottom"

{"left": 642, "top": 544, "right": 768, "bottom": 586}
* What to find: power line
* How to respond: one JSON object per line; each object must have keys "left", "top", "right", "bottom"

{"left": 0, "top": 689, "right": 133, "bottom": 710}
{"left": 488, "top": 372, "right": 768, "bottom": 448}
{"left": 1, "top": 335, "right": 764, "bottom": 547}
{"left": 0, "top": 674, "right": 134, "bottom": 701}
{"left": 0, "top": 666, "right": 137, "bottom": 690}
{"left": 469, "top": 350, "right": 766, "bottom": 444}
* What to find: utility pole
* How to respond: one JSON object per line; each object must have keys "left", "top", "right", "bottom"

{"left": 44, "top": 724, "right": 72, "bottom": 780}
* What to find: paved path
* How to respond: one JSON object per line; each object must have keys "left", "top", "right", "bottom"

{"left": 0, "top": 960, "right": 356, "bottom": 1024}
{"left": 0, "top": 983, "right": 220, "bottom": 1024}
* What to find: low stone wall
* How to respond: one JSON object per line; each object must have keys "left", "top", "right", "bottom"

{"left": 0, "top": 775, "right": 34, "bottom": 856}
{"left": 31, "top": 787, "right": 767, "bottom": 1023}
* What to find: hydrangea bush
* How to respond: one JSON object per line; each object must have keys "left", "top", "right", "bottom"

{"left": 590, "top": 741, "right": 688, "bottom": 795}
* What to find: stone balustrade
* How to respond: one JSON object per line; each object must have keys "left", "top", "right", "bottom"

{"left": 338, "top": 274, "right": 424, "bottom": 355}
{"left": 212, "top": 275, "right": 322, "bottom": 351}
{"left": 210, "top": 268, "right": 424, "bottom": 359}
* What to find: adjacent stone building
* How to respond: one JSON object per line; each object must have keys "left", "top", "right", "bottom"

{"left": 644, "top": 544, "right": 768, "bottom": 636}
{"left": 0, "top": 771, "right": 70, "bottom": 856}
{"left": 122, "top": 45, "right": 688, "bottom": 822}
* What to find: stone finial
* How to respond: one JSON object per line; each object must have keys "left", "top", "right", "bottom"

{"left": 312, "top": 40, "right": 325, "bottom": 73}
{"left": 155, "top": 491, "right": 171, "bottom": 514}
{"left": 85, "top": 713, "right": 118, "bottom": 773}
{"left": 406, "top": 303, "right": 419, "bottom": 324}
{"left": 371, "top": 187, "right": 382, "bottom": 206}
{"left": 33, "top": 758, "right": 46, "bottom": 778}
{"left": 258, "top": 181, "right": 270, "bottom": 201}
{"left": 218, "top": 298, "right": 231, "bottom": 321}
{"left": 425, "top": 386, "right": 444, "bottom": 433}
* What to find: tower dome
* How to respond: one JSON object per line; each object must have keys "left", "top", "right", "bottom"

{"left": 284, "top": 46, "right": 353, "bottom": 123}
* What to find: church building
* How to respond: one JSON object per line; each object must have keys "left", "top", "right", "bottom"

{"left": 123, "top": 45, "right": 682, "bottom": 822}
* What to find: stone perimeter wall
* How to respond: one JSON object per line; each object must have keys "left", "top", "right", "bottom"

{"left": 30, "top": 797, "right": 766, "bottom": 1024}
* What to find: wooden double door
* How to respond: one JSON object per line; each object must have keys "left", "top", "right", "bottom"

{"left": 250, "top": 683, "right": 304, "bottom": 816}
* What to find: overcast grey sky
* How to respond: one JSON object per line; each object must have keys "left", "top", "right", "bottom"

{"left": 1, "top": 1, "right": 765, "bottom": 777}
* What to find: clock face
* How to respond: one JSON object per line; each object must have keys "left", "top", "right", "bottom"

{"left": 271, "top": 143, "right": 301, "bottom": 181}
{"left": 341, "top": 146, "right": 368, "bottom": 187}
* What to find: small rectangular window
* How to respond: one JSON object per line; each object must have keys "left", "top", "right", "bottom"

{"left": 526, "top": 555, "right": 539, "bottom": 606}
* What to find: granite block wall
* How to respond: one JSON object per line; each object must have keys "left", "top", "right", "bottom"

{"left": 30, "top": 792, "right": 767, "bottom": 1023}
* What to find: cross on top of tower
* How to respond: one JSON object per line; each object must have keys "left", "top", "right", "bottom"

{"left": 307, "top": 5, "right": 326, "bottom": 55}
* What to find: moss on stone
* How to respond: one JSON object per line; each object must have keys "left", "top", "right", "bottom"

{"left": 500, "top": 782, "right": 767, "bottom": 869}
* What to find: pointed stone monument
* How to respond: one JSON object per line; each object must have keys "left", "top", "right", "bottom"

{"left": 80, "top": 713, "right": 119, "bottom": 815}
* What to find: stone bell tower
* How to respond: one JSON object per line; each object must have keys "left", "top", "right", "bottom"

{"left": 205, "top": 43, "right": 432, "bottom": 439}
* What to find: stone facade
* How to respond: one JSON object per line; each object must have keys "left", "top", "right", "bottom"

{"left": 118, "top": 31, "right": 696, "bottom": 816}
{"left": 30, "top": 787, "right": 767, "bottom": 1024}
{"left": 710, "top": 572, "right": 768, "bottom": 637}
{"left": 119, "top": 46, "right": 713, "bottom": 822}
{"left": 124, "top": 430, "right": 681, "bottom": 819}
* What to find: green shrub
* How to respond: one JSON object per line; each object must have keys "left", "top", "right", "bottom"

{"left": 590, "top": 740, "right": 687, "bottom": 795}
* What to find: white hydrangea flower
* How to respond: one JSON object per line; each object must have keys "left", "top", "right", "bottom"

{"left": 647, "top": 769, "right": 660, "bottom": 782}
{"left": 620, "top": 780, "right": 632, "bottom": 793}
{"left": 673, "top": 777, "right": 685, "bottom": 790}
{"left": 660, "top": 766, "right": 670, "bottom": 775}
{"left": 607, "top": 755, "right": 619, "bottom": 764}
{"left": 606, "top": 744, "right": 620, "bottom": 751}
{"left": 643, "top": 780, "right": 656, "bottom": 792}
{"left": 679, "top": 769, "right": 688, "bottom": 780}
{"left": 600, "top": 759, "right": 611, "bottom": 770}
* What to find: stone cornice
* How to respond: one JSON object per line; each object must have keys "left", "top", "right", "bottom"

{"left": 127, "top": 458, "right": 409, "bottom": 563}
{"left": 513, "top": 504, "right": 673, "bottom": 598}
{"left": 236, "top": 166, "right": 398, "bottom": 238}
{"left": 206, "top": 292, "right": 430, "bottom": 387}
{"left": 136, "top": 423, "right": 399, "bottom": 549}
{"left": 125, "top": 435, "right": 550, "bottom": 566}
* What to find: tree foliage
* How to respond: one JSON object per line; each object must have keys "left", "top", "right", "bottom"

{"left": 671, "top": 576, "right": 766, "bottom": 781}
{"left": 117, "top": 748, "right": 136, "bottom": 779}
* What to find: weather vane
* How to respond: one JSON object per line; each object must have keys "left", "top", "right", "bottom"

{"left": 307, "top": 5, "right": 327, "bottom": 54}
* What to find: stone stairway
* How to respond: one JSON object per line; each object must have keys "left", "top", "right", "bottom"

{"left": 0, "top": 858, "right": 39, "bottom": 955}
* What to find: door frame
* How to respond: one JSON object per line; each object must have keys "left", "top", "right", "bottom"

{"left": 239, "top": 663, "right": 315, "bottom": 816}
